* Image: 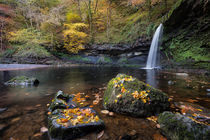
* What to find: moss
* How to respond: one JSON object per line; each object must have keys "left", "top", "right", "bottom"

{"left": 158, "top": 112, "right": 210, "bottom": 140}
{"left": 103, "top": 74, "right": 170, "bottom": 116}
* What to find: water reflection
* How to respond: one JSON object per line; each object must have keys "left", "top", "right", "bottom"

{"left": 146, "top": 69, "right": 157, "bottom": 88}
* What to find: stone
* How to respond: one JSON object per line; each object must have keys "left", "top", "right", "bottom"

{"left": 48, "top": 90, "right": 76, "bottom": 112}
{"left": 40, "top": 127, "right": 48, "bottom": 133}
{"left": 101, "top": 110, "right": 109, "bottom": 115}
{"left": 0, "top": 108, "right": 7, "bottom": 113}
{"left": 48, "top": 108, "right": 105, "bottom": 140}
{"left": 158, "top": 111, "right": 210, "bottom": 140}
{"left": 4, "top": 76, "right": 39, "bottom": 86}
{"left": 48, "top": 91, "right": 105, "bottom": 140}
{"left": 103, "top": 74, "right": 170, "bottom": 117}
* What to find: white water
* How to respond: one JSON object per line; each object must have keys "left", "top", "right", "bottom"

{"left": 145, "top": 24, "right": 163, "bottom": 69}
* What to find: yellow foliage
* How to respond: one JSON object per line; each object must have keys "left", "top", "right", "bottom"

{"left": 66, "top": 12, "right": 81, "bottom": 23}
{"left": 63, "top": 23, "right": 88, "bottom": 53}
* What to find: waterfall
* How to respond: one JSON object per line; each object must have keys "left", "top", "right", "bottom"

{"left": 146, "top": 24, "right": 163, "bottom": 69}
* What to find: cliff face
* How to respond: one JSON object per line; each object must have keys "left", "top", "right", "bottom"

{"left": 164, "top": 0, "right": 210, "bottom": 33}
{"left": 162, "top": 0, "right": 210, "bottom": 69}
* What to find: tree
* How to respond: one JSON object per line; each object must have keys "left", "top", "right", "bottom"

{"left": 0, "top": 3, "right": 13, "bottom": 50}
{"left": 63, "top": 13, "right": 88, "bottom": 53}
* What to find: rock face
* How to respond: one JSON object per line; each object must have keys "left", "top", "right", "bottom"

{"left": 4, "top": 76, "right": 39, "bottom": 86}
{"left": 103, "top": 74, "right": 170, "bottom": 117}
{"left": 158, "top": 111, "right": 210, "bottom": 140}
{"left": 48, "top": 91, "right": 105, "bottom": 140}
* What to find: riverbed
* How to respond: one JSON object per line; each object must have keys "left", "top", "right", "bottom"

{"left": 0, "top": 66, "right": 209, "bottom": 140}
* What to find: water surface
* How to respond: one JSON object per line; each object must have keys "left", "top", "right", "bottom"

{"left": 0, "top": 66, "right": 209, "bottom": 140}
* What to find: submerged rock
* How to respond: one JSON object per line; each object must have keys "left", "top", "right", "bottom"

{"left": 158, "top": 111, "right": 210, "bottom": 140}
{"left": 48, "top": 91, "right": 105, "bottom": 140}
{"left": 4, "top": 76, "right": 39, "bottom": 86}
{"left": 103, "top": 74, "right": 170, "bottom": 117}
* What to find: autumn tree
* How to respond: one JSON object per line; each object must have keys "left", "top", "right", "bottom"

{"left": 63, "top": 13, "right": 88, "bottom": 53}
{"left": 0, "top": 3, "right": 13, "bottom": 50}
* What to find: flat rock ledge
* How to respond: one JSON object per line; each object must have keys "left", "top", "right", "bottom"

{"left": 158, "top": 111, "right": 210, "bottom": 140}
{"left": 103, "top": 74, "right": 170, "bottom": 117}
{"left": 4, "top": 76, "right": 39, "bottom": 86}
{"left": 48, "top": 91, "right": 104, "bottom": 140}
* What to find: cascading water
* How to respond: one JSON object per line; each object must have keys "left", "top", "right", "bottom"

{"left": 145, "top": 24, "right": 163, "bottom": 69}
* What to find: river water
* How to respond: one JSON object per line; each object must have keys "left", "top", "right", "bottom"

{"left": 0, "top": 66, "right": 209, "bottom": 140}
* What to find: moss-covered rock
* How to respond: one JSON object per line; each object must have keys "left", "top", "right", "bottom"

{"left": 48, "top": 108, "right": 105, "bottom": 140}
{"left": 103, "top": 74, "right": 170, "bottom": 117}
{"left": 4, "top": 76, "right": 39, "bottom": 86}
{"left": 158, "top": 111, "right": 210, "bottom": 140}
{"left": 48, "top": 91, "right": 76, "bottom": 112}
{"left": 48, "top": 91, "right": 105, "bottom": 139}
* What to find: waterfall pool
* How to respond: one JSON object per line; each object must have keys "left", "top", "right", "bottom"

{"left": 0, "top": 66, "right": 209, "bottom": 139}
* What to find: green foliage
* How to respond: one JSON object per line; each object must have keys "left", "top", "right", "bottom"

{"left": 1, "top": 48, "right": 17, "bottom": 57}
{"left": 35, "top": 0, "right": 61, "bottom": 8}
{"left": 97, "top": 56, "right": 112, "bottom": 64}
{"left": 8, "top": 28, "right": 51, "bottom": 58}
{"left": 66, "top": 12, "right": 82, "bottom": 23}
{"left": 118, "top": 57, "right": 128, "bottom": 64}
{"left": 67, "top": 55, "right": 91, "bottom": 62}
{"left": 167, "top": 30, "right": 210, "bottom": 63}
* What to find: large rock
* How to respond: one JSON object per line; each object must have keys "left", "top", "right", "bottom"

{"left": 158, "top": 111, "right": 210, "bottom": 140}
{"left": 48, "top": 91, "right": 105, "bottom": 140}
{"left": 4, "top": 76, "right": 39, "bottom": 86}
{"left": 103, "top": 74, "right": 170, "bottom": 117}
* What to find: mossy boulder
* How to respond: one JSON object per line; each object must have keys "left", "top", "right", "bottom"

{"left": 103, "top": 74, "right": 170, "bottom": 117}
{"left": 4, "top": 76, "right": 39, "bottom": 86}
{"left": 48, "top": 91, "right": 77, "bottom": 112}
{"left": 158, "top": 111, "right": 210, "bottom": 140}
{"left": 48, "top": 91, "right": 105, "bottom": 140}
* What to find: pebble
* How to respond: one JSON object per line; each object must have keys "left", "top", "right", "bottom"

{"left": 40, "top": 127, "right": 48, "bottom": 133}
{"left": 101, "top": 110, "right": 109, "bottom": 115}
{"left": 109, "top": 112, "right": 114, "bottom": 116}
{"left": 0, "top": 108, "right": 7, "bottom": 113}
{"left": 156, "top": 124, "right": 160, "bottom": 128}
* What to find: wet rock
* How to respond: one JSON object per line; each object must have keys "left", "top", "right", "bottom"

{"left": 103, "top": 74, "right": 170, "bottom": 117}
{"left": 101, "top": 110, "right": 109, "bottom": 115}
{"left": 207, "top": 93, "right": 210, "bottom": 97}
{"left": 48, "top": 91, "right": 105, "bottom": 140}
{"left": 40, "top": 127, "right": 48, "bottom": 133}
{"left": 48, "top": 108, "right": 105, "bottom": 140}
{"left": 158, "top": 111, "right": 210, "bottom": 140}
{"left": 0, "top": 108, "right": 7, "bottom": 113}
{"left": 108, "top": 112, "right": 114, "bottom": 116}
{"left": 4, "top": 76, "right": 39, "bottom": 86}
{"left": 48, "top": 90, "right": 76, "bottom": 112}
{"left": 206, "top": 89, "right": 210, "bottom": 92}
